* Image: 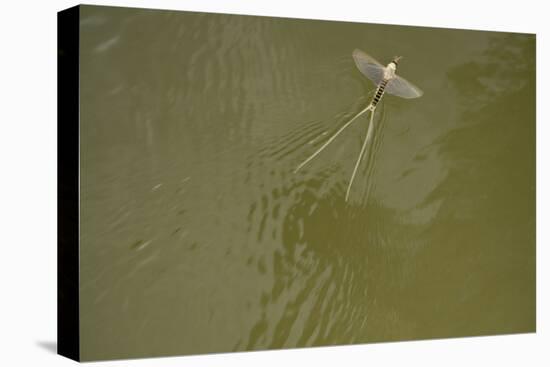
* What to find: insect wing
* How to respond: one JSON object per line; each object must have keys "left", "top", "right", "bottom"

{"left": 352, "top": 49, "right": 385, "bottom": 86}
{"left": 385, "top": 75, "right": 423, "bottom": 99}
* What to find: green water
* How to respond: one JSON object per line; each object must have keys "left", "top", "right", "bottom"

{"left": 77, "top": 5, "right": 535, "bottom": 361}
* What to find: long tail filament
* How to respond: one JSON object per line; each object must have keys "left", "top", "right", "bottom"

{"left": 294, "top": 104, "right": 374, "bottom": 173}
{"left": 345, "top": 108, "right": 376, "bottom": 201}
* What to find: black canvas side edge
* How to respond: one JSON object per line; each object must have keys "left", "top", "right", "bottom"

{"left": 57, "top": 5, "right": 80, "bottom": 362}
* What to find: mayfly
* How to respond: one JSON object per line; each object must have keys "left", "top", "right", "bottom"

{"left": 294, "top": 49, "right": 423, "bottom": 201}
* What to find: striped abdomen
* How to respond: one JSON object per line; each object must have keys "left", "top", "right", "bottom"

{"left": 371, "top": 79, "right": 389, "bottom": 107}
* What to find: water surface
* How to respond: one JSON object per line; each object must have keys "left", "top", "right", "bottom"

{"left": 78, "top": 5, "right": 535, "bottom": 360}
